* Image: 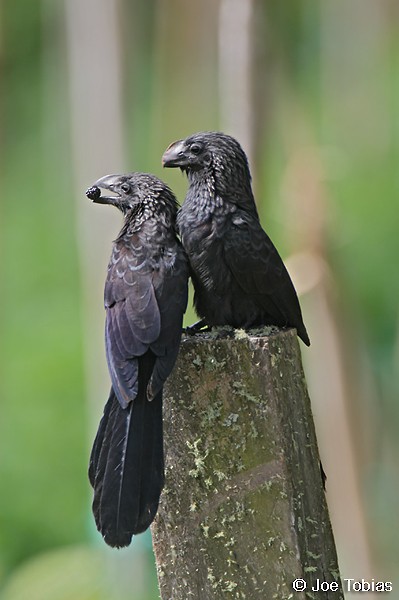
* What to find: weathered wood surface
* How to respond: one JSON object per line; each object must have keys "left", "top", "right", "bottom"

{"left": 152, "top": 328, "right": 343, "bottom": 599}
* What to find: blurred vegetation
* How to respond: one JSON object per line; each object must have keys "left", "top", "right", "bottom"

{"left": 1, "top": 0, "right": 398, "bottom": 598}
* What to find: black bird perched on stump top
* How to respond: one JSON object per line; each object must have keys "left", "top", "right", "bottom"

{"left": 162, "top": 131, "right": 310, "bottom": 346}
{"left": 86, "top": 172, "right": 188, "bottom": 547}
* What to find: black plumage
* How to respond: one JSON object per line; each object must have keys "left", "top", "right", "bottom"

{"left": 162, "top": 131, "right": 309, "bottom": 346}
{"left": 86, "top": 173, "right": 188, "bottom": 547}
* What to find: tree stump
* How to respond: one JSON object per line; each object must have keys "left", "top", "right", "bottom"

{"left": 152, "top": 328, "right": 343, "bottom": 599}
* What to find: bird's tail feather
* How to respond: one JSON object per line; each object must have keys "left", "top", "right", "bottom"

{"left": 88, "top": 390, "right": 115, "bottom": 487}
{"left": 90, "top": 380, "right": 164, "bottom": 547}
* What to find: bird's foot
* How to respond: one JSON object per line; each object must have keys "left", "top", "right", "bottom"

{"left": 184, "top": 319, "right": 211, "bottom": 335}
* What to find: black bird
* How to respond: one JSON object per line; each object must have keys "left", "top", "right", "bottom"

{"left": 86, "top": 172, "right": 188, "bottom": 547}
{"left": 162, "top": 131, "right": 309, "bottom": 346}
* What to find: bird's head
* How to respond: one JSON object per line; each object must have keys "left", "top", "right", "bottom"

{"left": 86, "top": 172, "right": 177, "bottom": 216}
{"left": 162, "top": 131, "right": 252, "bottom": 197}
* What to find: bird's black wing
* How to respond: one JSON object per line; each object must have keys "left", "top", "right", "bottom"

{"left": 149, "top": 247, "right": 189, "bottom": 397}
{"left": 104, "top": 241, "right": 161, "bottom": 408}
{"left": 90, "top": 239, "right": 163, "bottom": 546}
{"left": 223, "top": 211, "right": 310, "bottom": 345}
{"left": 92, "top": 236, "right": 187, "bottom": 546}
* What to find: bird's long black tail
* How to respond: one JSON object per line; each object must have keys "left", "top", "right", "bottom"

{"left": 89, "top": 371, "right": 164, "bottom": 548}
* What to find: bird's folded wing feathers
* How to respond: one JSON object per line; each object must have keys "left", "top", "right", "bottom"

{"left": 149, "top": 252, "right": 189, "bottom": 396}
{"left": 224, "top": 214, "right": 307, "bottom": 334}
{"left": 224, "top": 215, "right": 287, "bottom": 296}
{"left": 104, "top": 248, "right": 161, "bottom": 408}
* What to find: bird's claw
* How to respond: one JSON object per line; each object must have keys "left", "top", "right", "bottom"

{"left": 184, "top": 319, "right": 211, "bottom": 335}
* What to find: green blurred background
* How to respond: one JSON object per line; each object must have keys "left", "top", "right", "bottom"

{"left": 1, "top": 0, "right": 398, "bottom": 598}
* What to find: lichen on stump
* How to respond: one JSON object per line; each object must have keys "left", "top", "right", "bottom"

{"left": 152, "top": 328, "right": 343, "bottom": 600}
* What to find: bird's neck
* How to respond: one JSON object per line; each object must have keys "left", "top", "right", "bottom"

{"left": 117, "top": 204, "right": 147, "bottom": 236}
{"left": 186, "top": 166, "right": 259, "bottom": 220}
{"left": 186, "top": 170, "right": 231, "bottom": 218}
{"left": 116, "top": 202, "right": 175, "bottom": 241}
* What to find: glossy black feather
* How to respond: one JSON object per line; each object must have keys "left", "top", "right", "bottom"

{"left": 92, "top": 355, "right": 164, "bottom": 546}
{"left": 87, "top": 173, "right": 188, "bottom": 547}
{"left": 163, "top": 132, "right": 309, "bottom": 345}
{"left": 88, "top": 388, "right": 115, "bottom": 487}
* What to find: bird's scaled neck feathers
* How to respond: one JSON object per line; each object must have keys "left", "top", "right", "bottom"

{"left": 118, "top": 196, "right": 177, "bottom": 239}
{"left": 185, "top": 162, "right": 258, "bottom": 219}
{"left": 185, "top": 169, "right": 226, "bottom": 216}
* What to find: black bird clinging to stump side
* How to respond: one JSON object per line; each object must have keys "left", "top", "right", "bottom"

{"left": 162, "top": 131, "right": 310, "bottom": 346}
{"left": 86, "top": 173, "right": 188, "bottom": 548}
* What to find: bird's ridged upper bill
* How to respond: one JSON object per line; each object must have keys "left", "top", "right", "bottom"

{"left": 87, "top": 174, "right": 123, "bottom": 205}
{"left": 162, "top": 140, "right": 186, "bottom": 168}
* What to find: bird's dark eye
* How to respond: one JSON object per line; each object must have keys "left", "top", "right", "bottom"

{"left": 190, "top": 143, "right": 202, "bottom": 155}
{"left": 120, "top": 183, "right": 131, "bottom": 194}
